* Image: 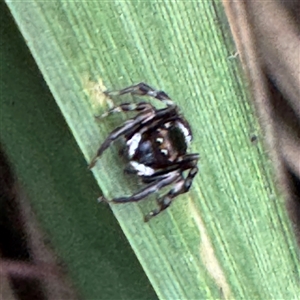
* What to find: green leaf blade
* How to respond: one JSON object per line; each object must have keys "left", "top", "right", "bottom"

{"left": 5, "top": 1, "right": 299, "bottom": 299}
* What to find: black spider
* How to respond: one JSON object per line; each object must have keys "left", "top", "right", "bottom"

{"left": 89, "top": 83, "right": 199, "bottom": 222}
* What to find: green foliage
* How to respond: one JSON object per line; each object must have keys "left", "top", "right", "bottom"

{"left": 3, "top": 1, "right": 299, "bottom": 299}
{"left": 1, "top": 2, "right": 156, "bottom": 299}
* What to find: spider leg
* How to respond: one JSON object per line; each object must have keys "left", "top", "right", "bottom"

{"left": 123, "top": 152, "right": 199, "bottom": 180}
{"left": 97, "top": 101, "right": 154, "bottom": 119}
{"left": 144, "top": 164, "right": 199, "bottom": 222}
{"left": 105, "top": 82, "right": 175, "bottom": 107}
{"left": 141, "top": 153, "right": 199, "bottom": 183}
{"left": 89, "top": 109, "right": 154, "bottom": 169}
{"left": 102, "top": 171, "right": 180, "bottom": 203}
{"left": 89, "top": 105, "right": 179, "bottom": 169}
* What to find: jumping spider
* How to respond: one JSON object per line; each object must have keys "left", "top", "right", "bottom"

{"left": 89, "top": 83, "right": 199, "bottom": 222}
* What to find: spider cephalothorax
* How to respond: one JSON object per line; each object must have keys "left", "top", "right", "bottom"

{"left": 89, "top": 82, "right": 199, "bottom": 222}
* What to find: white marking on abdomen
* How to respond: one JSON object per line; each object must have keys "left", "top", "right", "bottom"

{"left": 176, "top": 121, "right": 192, "bottom": 144}
{"left": 130, "top": 161, "right": 155, "bottom": 176}
{"left": 127, "top": 132, "right": 142, "bottom": 157}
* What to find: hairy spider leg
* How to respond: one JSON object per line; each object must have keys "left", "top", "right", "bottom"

{"left": 99, "top": 154, "right": 198, "bottom": 222}
{"left": 124, "top": 110, "right": 180, "bottom": 148}
{"left": 144, "top": 164, "right": 199, "bottom": 222}
{"left": 100, "top": 171, "right": 181, "bottom": 203}
{"left": 89, "top": 105, "right": 178, "bottom": 169}
{"left": 140, "top": 153, "right": 199, "bottom": 183}
{"left": 97, "top": 101, "right": 154, "bottom": 119}
{"left": 105, "top": 82, "right": 175, "bottom": 107}
{"left": 89, "top": 110, "right": 154, "bottom": 169}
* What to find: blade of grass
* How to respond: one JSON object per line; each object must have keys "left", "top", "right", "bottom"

{"left": 5, "top": 0, "right": 300, "bottom": 299}
{"left": 0, "top": 2, "right": 157, "bottom": 299}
